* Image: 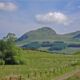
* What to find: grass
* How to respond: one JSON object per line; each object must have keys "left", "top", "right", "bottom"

{"left": 66, "top": 71, "right": 80, "bottom": 80}
{"left": 66, "top": 76, "right": 80, "bottom": 80}
{"left": 0, "top": 50, "right": 80, "bottom": 80}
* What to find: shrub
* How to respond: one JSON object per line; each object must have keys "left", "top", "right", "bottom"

{"left": 48, "top": 41, "right": 67, "bottom": 51}
{"left": 0, "top": 40, "right": 23, "bottom": 65}
{"left": 22, "top": 42, "right": 41, "bottom": 49}
{"left": 41, "top": 41, "right": 52, "bottom": 47}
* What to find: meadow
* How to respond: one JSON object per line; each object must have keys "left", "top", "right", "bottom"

{"left": 66, "top": 71, "right": 80, "bottom": 80}
{"left": 0, "top": 50, "right": 80, "bottom": 80}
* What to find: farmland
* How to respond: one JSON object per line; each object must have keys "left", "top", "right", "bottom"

{"left": 0, "top": 50, "right": 80, "bottom": 80}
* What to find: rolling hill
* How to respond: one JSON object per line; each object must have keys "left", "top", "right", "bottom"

{"left": 16, "top": 27, "right": 80, "bottom": 54}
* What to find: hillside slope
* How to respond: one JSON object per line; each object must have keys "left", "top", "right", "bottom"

{"left": 16, "top": 27, "right": 80, "bottom": 53}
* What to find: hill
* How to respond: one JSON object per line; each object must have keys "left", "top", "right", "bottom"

{"left": 16, "top": 27, "right": 80, "bottom": 54}
{"left": 17, "top": 27, "right": 57, "bottom": 44}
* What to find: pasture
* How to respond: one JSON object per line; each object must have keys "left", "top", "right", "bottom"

{"left": 0, "top": 50, "right": 80, "bottom": 80}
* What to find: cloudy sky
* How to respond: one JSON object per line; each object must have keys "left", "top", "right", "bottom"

{"left": 0, "top": 0, "right": 80, "bottom": 38}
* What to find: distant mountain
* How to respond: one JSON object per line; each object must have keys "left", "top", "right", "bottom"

{"left": 17, "top": 34, "right": 28, "bottom": 41}
{"left": 16, "top": 27, "right": 59, "bottom": 45}
{"left": 72, "top": 31, "right": 80, "bottom": 39}
{"left": 16, "top": 27, "right": 80, "bottom": 54}
{"left": 65, "top": 31, "right": 80, "bottom": 38}
{"left": 17, "top": 27, "right": 57, "bottom": 41}
{"left": 17, "top": 27, "right": 80, "bottom": 44}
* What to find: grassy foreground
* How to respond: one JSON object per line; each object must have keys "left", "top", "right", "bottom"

{"left": 66, "top": 71, "right": 80, "bottom": 80}
{"left": 0, "top": 50, "right": 80, "bottom": 80}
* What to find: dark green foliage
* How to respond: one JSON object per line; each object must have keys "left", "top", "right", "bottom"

{"left": 4, "top": 50, "right": 16, "bottom": 64}
{"left": 41, "top": 41, "right": 52, "bottom": 47}
{"left": 49, "top": 41, "right": 67, "bottom": 51}
{"left": 0, "top": 39, "right": 23, "bottom": 65}
{"left": 0, "top": 40, "right": 8, "bottom": 52}
{"left": 68, "top": 44, "right": 80, "bottom": 48}
{"left": 74, "top": 52, "right": 80, "bottom": 55}
{"left": 22, "top": 41, "right": 68, "bottom": 51}
{"left": 53, "top": 41, "right": 65, "bottom": 44}
{"left": 0, "top": 51, "right": 5, "bottom": 65}
{"left": 0, "top": 33, "right": 24, "bottom": 65}
{"left": 22, "top": 42, "right": 41, "bottom": 50}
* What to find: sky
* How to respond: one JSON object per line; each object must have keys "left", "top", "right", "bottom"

{"left": 0, "top": 0, "right": 80, "bottom": 38}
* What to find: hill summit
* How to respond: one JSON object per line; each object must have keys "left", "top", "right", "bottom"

{"left": 17, "top": 27, "right": 57, "bottom": 42}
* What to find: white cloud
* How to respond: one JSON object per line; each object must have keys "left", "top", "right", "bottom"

{"left": 35, "top": 12, "right": 68, "bottom": 25}
{"left": 0, "top": 2, "right": 17, "bottom": 11}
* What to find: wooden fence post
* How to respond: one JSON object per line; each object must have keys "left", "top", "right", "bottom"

{"left": 9, "top": 77, "right": 12, "bottom": 80}
{"left": 34, "top": 72, "right": 37, "bottom": 77}
{"left": 27, "top": 73, "right": 30, "bottom": 78}
{"left": 19, "top": 75, "right": 22, "bottom": 80}
{"left": 39, "top": 72, "right": 42, "bottom": 77}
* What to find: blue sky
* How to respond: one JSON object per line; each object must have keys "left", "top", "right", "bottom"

{"left": 0, "top": 0, "right": 80, "bottom": 38}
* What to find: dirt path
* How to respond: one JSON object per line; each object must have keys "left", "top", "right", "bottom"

{"left": 53, "top": 69, "right": 80, "bottom": 80}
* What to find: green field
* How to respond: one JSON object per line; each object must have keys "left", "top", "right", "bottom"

{"left": 0, "top": 50, "right": 80, "bottom": 80}
{"left": 66, "top": 76, "right": 80, "bottom": 80}
{"left": 66, "top": 71, "right": 80, "bottom": 80}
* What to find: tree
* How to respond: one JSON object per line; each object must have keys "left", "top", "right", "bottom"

{"left": 22, "top": 42, "right": 41, "bottom": 50}
{"left": 41, "top": 41, "right": 52, "bottom": 47}
{"left": 3, "top": 33, "right": 17, "bottom": 42}
{"left": 0, "top": 39, "right": 23, "bottom": 65}
{"left": 48, "top": 41, "right": 67, "bottom": 51}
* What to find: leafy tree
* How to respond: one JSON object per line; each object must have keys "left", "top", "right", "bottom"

{"left": 41, "top": 41, "right": 52, "bottom": 47}
{"left": 48, "top": 41, "right": 67, "bottom": 51}
{"left": 22, "top": 42, "right": 41, "bottom": 50}
{"left": 0, "top": 34, "right": 23, "bottom": 65}
{"left": 68, "top": 44, "right": 80, "bottom": 48}
{"left": 3, "top": 33, "right": 17, "bottom": 42}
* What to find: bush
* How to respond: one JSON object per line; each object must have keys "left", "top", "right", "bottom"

{"left": 41, "top": 41, "right": 52, "bottom": 47}
{"left": 0, "top": 40, "right": 23, "bottom": 65}
{"left": 22, "top": 42, "right": 41, "bottom": 49}
{"left": 48, "top": 41, "right": 67, "bottom": 51}
{"left": 0, "top": 59, "right": 5, "bottom": 65}
{"left": 68, "top": 44, "right": 80, "bottom": 48}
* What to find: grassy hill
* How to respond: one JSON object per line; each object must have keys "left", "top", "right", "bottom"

{"left": 16, "top": 27, "right": 80, "bottom": 54}
{"left": 16, "top": 27, "right": 80, "bottom": 45}
{"left": 0, "top": 50, "right": 80, "bottom": 80}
